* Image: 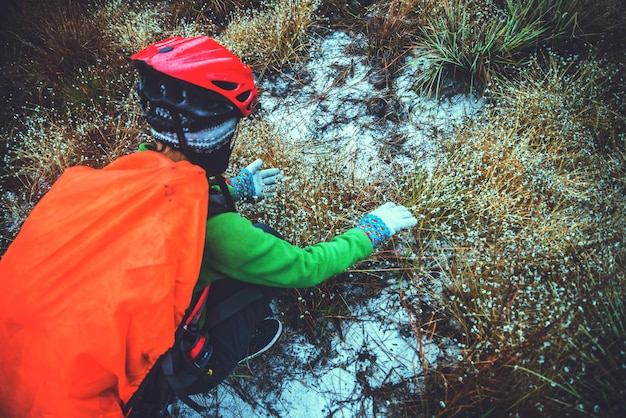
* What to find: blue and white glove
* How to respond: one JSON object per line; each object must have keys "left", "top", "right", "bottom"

{"left": 228, "top": 158, "right": 281, "bottom": 200}
{"left": 358, "top": 202, "right": 417, "bottom": 247}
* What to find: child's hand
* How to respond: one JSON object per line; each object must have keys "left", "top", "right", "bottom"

{"left": 357, "top": 202, "right": 417, "bottom": 247}
{"left": 229, "top": 159, "right": 281, "bottom": 200}
{"left": 246, "top": 159, "right": 281, "bottom": 198}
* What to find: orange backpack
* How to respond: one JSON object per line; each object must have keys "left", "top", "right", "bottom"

{"left": 0, "top": 151, "right": 208, "bottom": 417}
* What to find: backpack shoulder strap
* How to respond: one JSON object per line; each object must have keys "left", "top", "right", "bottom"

{"left": 208, "top": 177, "right": 236, "bottom": 218}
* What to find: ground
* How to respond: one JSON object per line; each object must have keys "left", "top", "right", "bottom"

{"left": 176, "top": 30, "right": 481, "bottom": 418}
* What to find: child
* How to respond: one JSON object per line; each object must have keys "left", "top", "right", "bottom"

{"left": 0, "top": 36, "right": 417, "bottom": 417}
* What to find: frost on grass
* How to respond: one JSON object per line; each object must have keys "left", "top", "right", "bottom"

{"left": 3, "top": 101, "right": 144, "bottom": 239}
{"left": 412, "top": 53, "right": 626, "bottom": 414}
{"left": 218, "top": 0, "right": 321, "bottom": 73}
{"left": 98, "top": 0, "right": 207, "bottom": 53}
{"left": 178, "top": 30, "right": 483, "bottom": 417}
{"left": 224, "top": 31, "right": 624, "bottom": 418}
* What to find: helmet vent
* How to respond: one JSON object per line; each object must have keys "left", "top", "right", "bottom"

{"left": 236, "top": 90, "right": 252, "bottom": 103}
{"left": 212, "top": 80, "right": 238, "bottom": 91}
{"left": 132, "top": 37, "right": 258, "bottom": 117}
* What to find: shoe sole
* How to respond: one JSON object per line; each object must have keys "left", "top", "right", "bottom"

{"left": 238, "top": 320, "right": 283, "bottom": 364}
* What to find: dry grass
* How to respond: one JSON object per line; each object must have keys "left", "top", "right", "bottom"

{"left": 230, "top": 117, "right": 379, "bottom": 247}
{"left": 1, "top": 99, "right": 145, "bottom": 244}
{"left": 363, "top": 0, "right": 422, "bottom": 72}
{"left": 403, "top": 52, "right": 625, "bottom": 416}
{"left": 217, "top": 0, "right": 321, "bottom": 74}
{"left": 411, "top": 0, "right": 626, "bottom": 95}
{"left": 319, "top": 0, "right": 426, "bottom": 87}
{"left": 0, "top": 0, "right": 110, "bottom": 112}
{"left": 229, "top": 115, "right": 389, "bottom": 343}
{"left": 97, "top": 0, "right": 210, "bottom": 53}
{"left": 1, "top": 1, "right": 624, "bottom": 416}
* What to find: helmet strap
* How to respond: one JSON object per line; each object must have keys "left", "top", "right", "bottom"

{"left": 171, "top": 112, "right": 191, "bottom": 157}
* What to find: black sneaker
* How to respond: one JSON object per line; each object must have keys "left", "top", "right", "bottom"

{"left": 239, "top": 318, "right": 283, "bottom": 364}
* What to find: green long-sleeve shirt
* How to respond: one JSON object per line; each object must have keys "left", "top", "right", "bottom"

{"left": 138, "top": 143, "right": 373, "bottom": 290}
{"left": 197, "top": 211, "right": 373, "bottom": 289}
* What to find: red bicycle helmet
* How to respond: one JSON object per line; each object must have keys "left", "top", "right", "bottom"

{"left": 131, "top": 36, "right": 258, "bottom": 118}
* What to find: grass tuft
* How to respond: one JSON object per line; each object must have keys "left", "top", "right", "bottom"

{"left": 411, "top": 0, "right": 626, "bottom": 96}
{"left": 404, "top": 52, "right": 626, "bottom": 415}
{"left": 218, "top": 0, "right": 321, "bottom": 75}
{"left": 0, "top": 0, "right": 111, "bottom": 112}
{"left": 363, "top": 0, "right": 422, "bottom": 75}
{"left": 98, "top": 0, "right": 209, "bottom": 54}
